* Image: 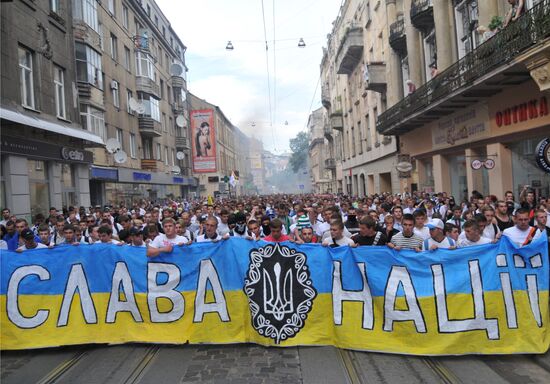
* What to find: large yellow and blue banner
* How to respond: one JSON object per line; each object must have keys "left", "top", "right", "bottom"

{"left": 1, "top": 237, "right": 548, "bottom": 355}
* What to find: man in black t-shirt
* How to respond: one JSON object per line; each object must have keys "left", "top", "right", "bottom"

{"left": 352, "top": 217, "right": 388, "bottom": 246}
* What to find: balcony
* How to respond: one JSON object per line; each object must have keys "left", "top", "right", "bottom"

{"left": 175, "top": 136, "right": 190, "bottom": 149}
{"left": 364, "top": 62, "right": 387, "bottom": 93}
{"left": 172, "top": 100, "right": 186, "bottom": 114}
{"left": 389, "top": 18, "right": 407, "bottom": 53}
{"left": 377, "top": 1, "right": 550, "bottom": 136}
{"left": 336, "top": 27, "right": 364, "bottom": 75}
{"left": 138, "top": 116, "right": 162, "bottom": 137}
{"left": 321, "top": 85, "right": 331, "bottom": 109}
{"left": 141, "top": 159, "right": 161, "bottom": 172}
{"left": 330, "top": 111, "right": 344, "bottom": 131}
{"left": 171, "top": 75, "right": 185, "bottom": 89}
{"left": 410, "top": 0, "right": 434, "bottom": 33}
{"left": 325, "top": 158, "right": 336, "bottom": 169}
{"left": 309, "top": 137, "right": 324, "bottom": 151}
{"left": 136, "top": 76, "right": 160, "bottom": 99}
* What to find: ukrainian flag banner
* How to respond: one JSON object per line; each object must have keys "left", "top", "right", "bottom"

{"left": 1, "top": 237, "right": 548, "bottom": 355}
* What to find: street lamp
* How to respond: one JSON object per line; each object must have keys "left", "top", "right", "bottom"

{"left": 298, "top": 38, "right": 306, "bottom": 48}
{"left": 226, "top": 41, "right": 234, "bottom": 50}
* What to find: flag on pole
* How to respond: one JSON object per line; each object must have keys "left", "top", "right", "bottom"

{"left": 229, "top": 171, "right": 237, "bottom": 188}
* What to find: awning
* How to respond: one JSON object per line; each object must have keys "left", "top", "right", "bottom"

{"left": 0, "top": 106, "right": 104, "bottom": 145}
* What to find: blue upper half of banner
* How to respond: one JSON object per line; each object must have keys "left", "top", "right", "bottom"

{"left": 0, "top": 237, "right": 547, "bottom": 296}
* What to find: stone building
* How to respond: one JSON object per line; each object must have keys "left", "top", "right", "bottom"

{"left": 1, "top": 0, "right": 103, "bottom": 220}
{"left": 308, "top": 108, "right": 332, "bottom": 194}
{"left": 321, "top": 0, "right": 400, "bottom": 197}
{"left": 188, "top": 92, "right": 249, "bottom": 197}
{"left": 82, "top": 0, "right": 195, "bottom": 205}
{"left": 378, "top": 0, "right": 550, "bottom": 200}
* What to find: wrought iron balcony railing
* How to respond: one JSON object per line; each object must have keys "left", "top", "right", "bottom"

{"left": 377, "top": 0, "right": 550, "bottom": 135}
{"left": 410, "top": 0, "right": 434, "bottom": 32}
{"left": 389, "top": 18, "right": 406, "bottom": 53}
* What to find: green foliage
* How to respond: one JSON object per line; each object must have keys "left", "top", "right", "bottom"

{"left": 488, "top": 16, "right": 503, "bottom": 31}
{"left": 288, "top": 131, "right": 310, "bottom": 173}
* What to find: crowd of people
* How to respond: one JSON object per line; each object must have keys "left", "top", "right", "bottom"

{"left": 0, "top": 186, "right": 548, "bottom": 255}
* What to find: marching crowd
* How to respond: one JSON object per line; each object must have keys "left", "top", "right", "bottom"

{"left": 0, "top": 186, "right": 548, "bottom": 255}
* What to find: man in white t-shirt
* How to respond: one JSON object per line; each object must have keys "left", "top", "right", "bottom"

{"left": 196, "top": 217, "right": 229, "bottom": 243}
{"left": 502, "top": 208, "right": 540, "bottom": 247}
{"left": 413, "top": 210, "right": 430, "bottom": 240}
{"left": 457, "top": 220, "right": 492, "bottom": 248}
{"left": 147, "top": 218, "right": 188, "bottom": 257}
{"left": 423, "top": 219, "right": 456, "bottom": 250}
{"left": 322, "top": 220, "right": 355, "bottom": 247}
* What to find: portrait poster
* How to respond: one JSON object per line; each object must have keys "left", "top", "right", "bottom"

{"left": 191, "top": 109, "right": 216, "bottom": 173}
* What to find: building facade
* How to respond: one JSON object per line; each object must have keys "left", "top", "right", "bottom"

{"left": 188, "top": 92, "right": 251, "bottom": 197}
{"left": 321, "top": 0, "right": 400, "bottom": 197}
{"left": 378, "top": 0, "right": 550, "bottom": 200}
{"left": 308, "top": 108, "right": 333, "bottom": 193}
{"left": 1, "top": 0, "right": 104, "bottom": 220}
{"left": 79, "top": 0, "right": 195, "bottom": 206}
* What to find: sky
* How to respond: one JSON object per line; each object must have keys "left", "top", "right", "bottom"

{"left": 156, "top": 0, "right": 342, "bottom": 154}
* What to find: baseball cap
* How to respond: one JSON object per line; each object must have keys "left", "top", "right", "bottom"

{"left": 426, "top": 218, "right": 444, "bottom": 230}
{"left": 21, "top": 228, "right": 35, "bottom": 240}
{"left": 129, "top": 227, "right": 143, "bottom": 236}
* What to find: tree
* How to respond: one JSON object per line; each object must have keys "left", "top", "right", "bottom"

{"left": 288, "top": 131, "right": 310, "bottom": 173}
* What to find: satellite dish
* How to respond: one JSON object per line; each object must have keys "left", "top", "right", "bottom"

{"left": 114, "top": 150, "right": 128, "bottom": 164}
{"left": 396, "top": 161, "right": 413, "bottom": 172}
{"left": 170, "top": 63, "right": 184, "bottom": 76}
{"left": 128, "top": 98, "right": 139, "bottom": 112}
{"left": 135, "top": 103, "right": 146, "bottom": 114}
{"left": 176, "top": 115, "right": 185, "bottom": 127}
{"left": 106, "top": 138, "right": 121, "bottom": 154}
{"left": 176, "top": 151, "right": 185, "bottom": 160}
{"left": 172, "top": 165, "right": 181, "bottom": 174}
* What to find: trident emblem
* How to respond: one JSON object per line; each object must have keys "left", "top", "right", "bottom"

{"left": 263, "top": 262, "right": 294, "bottom": 320}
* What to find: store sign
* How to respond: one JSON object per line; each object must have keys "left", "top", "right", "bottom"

{"left": 495, "top": 97, "right": 548, "bottom": 128}
{"left": 535, "top": 138, "right": 550, "bottom": 174}
{"left": 173, "top": 177, "right": 184, "bottom": 184}
{"left": 133, "top": 172, "right": 152, "bottom": 181}
{"left": 90, "top": 167, "right": 118, "bottom": 181}
{"left": 431, "top": 104, "right": 489, "bottom": 149}
{"left": 1, "top": 136, "right": 93, "bottom": 163}
{"left": 61, "top": 147, "right": 85, "bottom": 162}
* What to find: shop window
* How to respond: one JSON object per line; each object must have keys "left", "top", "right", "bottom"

{"left": 27, "top": 160, "right": 50, "bottom": 218}
{"left": 19, "top": 46, "right": 35, "bottom": 109}
{"left": 61, "top": 163, "right": 77, "bottom": 209}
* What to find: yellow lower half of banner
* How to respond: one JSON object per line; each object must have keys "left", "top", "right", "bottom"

{"left": 1, "top": 291, "right": 549, "bottom": 355}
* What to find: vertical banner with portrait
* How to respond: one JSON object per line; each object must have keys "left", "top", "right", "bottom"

{"left": 191, "top": 109, "right": 216, "bottom": 173}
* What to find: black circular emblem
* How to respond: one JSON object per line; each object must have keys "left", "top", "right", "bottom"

{"left": 244, "top": 243, "right": 317, "bottom": 344}
{"left": 535, "top": 138, "right": 550, "bottom": 174}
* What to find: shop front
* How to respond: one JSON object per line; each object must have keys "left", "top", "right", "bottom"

{"left": 400, "top": 79, "right": 550, "bottom": 200}
{"left": 1, "top": 136, "right": 93, "bottom": 220}
{"left": 90, "top": 167, "right": 197, "bottom": 206}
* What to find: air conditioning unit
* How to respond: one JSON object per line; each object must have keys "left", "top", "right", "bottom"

{"left": 110, "top": 80, "right": 118, "bottom": 90}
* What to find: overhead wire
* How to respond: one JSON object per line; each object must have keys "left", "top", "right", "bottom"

{"left": 260, "top": 0, "right": 277, "bottom": 153}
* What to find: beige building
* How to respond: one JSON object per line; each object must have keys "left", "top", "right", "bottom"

{"left": 378, "top": 0, "right": 550, "bottom": 200}
{"left": 321, "top": 0, "right": 400, "bottom": 196}
{"left": 308, "top": 108, "right": 333, "bottom": 193}
{"left": 248, "top": 137, "right": 266, "bottom": 194}
{"left": 78, "top": 0, "right": 194, "bottom": 205}
{"left": 188, "top": 92, "right": 250, "bottom": 197}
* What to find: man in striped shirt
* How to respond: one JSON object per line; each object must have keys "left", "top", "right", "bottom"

{"left": 387, "top": 214, "right": 423, "bottom": 252}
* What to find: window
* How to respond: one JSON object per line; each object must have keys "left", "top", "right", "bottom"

{"left": 154, "top": 15, "right": 158, "bottom": 27}
{"left": 27, "top": 160, "right": 50, "bottom": 218}
{"left": 75, "top": 43, "right": 103, "bottom": 89}
{"left": 164, "top": 53, "right": 169, "bottom": 72}
{"left": 18, "top": 46, "right": 35, "bottom": 108}
{"left": 50, "top": 0, "right": 60, "bottom": 13}
{"left": 171, "top": 149, "right": 175, "bottom": 166}
{"left": 73, "top": 0, "right": 99, "bottom": 32}
{"left": 146, "top": 4, "right": 151, "bottom": 16}
{"left": 127, "top": 89, "right": 134, "bottom": 114}
{"left": 160, "top": 79, "right": 164, "bottom": 99}
{"left": 454, "top": 0, "right": 479, "bottom": 59}
{"left": 98, "top": 22, "right": 104, "bottom": 50}
{"left": 122, "top": 5, "right": 129, "bottom": 28}
{"left": 124, "top": 46, "right": 131, "bottom": 71}
{"left": 162, "top": 112, "right": 167, "bottom": 132}
{"left": 116, "top": 128, "right": 124, "bottom": 150}
{"left": 80, "top": 104, "right": 106, "bottom": 140}
{"left": 164, "top": 146, "right": 169, "bottom": 165}
{"left": 135, "top": 51, "right": 155, "bottom": 80}
{"left": 130, "top": 133, "right": 136, "bottom": 158}
{"left": 108, "top": 0, "right": 115, "bottom": 16}
{"left": 109, "top": 33, "right": 118, "bottom": 61}
{"left": 54, "top": 66, "right": 66, "bottom": 119}
{"left": 156, "top": 143, "right": 162, "bottom": 161}
{"left": 138, "top": 93, "right": 160, "bottom": 122}
{"left": 143, "top": 138, "right": 153, "bottom": 159}
{"left": 423, "top": 30, "right": 437, "bottom": 80}
{"left": 111, "top": 80, "right": 120, "bottom": 108}
{"left": 167, "top": 85, "right": 171, "bottom": 103}
{"left": 169, "top": 116, "right": 174, "bottom": 136}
